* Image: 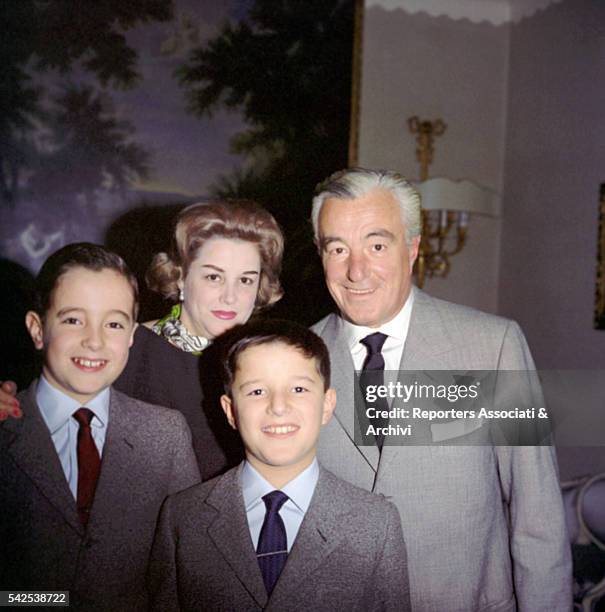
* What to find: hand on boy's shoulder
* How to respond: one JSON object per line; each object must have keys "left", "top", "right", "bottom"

{"left": 0, "top": 381, "right": 22, "bottom": 420}
{"left": 1, "top": 382, "right": 36, "bottom": 425}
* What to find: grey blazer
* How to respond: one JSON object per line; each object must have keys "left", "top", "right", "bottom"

{"left": 148, "top": 463, "right": 411, "bottom": 611}
{"left": 312, "top": 287, "right": 572, "bottom": 612}
{"left": 0, "top": 382, "right": 201, "bottom": 612}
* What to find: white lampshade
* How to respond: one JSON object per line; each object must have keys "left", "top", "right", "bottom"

{"left": 413, "top": 177, "right": 500, "bottom": 217}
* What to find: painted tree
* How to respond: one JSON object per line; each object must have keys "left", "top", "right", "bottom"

{"left": 27, "top": 86, "right": 150, "bottom": 239}
{"left": 178, "top": 0, "right": 355, "bottom": 322}
{"left": 1, "top": 0, "right": 173, "bottom": 207}
{"left": 179, "top": 0, "right": 354, "bottom": 227}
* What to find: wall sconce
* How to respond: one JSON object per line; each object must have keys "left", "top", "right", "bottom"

{"left": 408, "top": 116, "right": 498, "bottom": 288}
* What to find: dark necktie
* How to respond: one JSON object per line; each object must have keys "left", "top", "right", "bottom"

{"left": 360, "top": 332, "right": 389, "bottom": 448}
{"left": 256, "top": 490, "right": 289, "bottom": 595}
{"left": 73, "top": 408, "right": 101, "bottom": 526}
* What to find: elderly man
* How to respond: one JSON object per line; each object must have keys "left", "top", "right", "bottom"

{"left": 310, "top": 168, "right": 571, "bottom": 612}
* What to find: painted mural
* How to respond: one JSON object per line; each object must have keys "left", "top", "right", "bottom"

{"left": 2, "top": 0, "right": 355, "bottom": 324}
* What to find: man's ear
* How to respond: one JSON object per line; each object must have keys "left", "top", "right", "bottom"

{"left": 321, "top": 388, "right": 337, "bottom": 425}
{"left": 220, "top": 394, "right": 238, "bottom": 430}
{"left": 25, "top": 311, "right": 44, "bottom": 350}
{"left": 408, "top": 235, "right": 421, "bottom": 271}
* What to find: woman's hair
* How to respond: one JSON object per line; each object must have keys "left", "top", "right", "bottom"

{"left": 146, "top": 200, "right": 284, "bottom": 309}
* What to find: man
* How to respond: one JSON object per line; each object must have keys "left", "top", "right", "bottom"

{"left": 310, "top": 168, "right": 571, "bottom": 611}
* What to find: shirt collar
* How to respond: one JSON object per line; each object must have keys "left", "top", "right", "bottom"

{"left": 36, "top": 375, "right": 110, "bottom": 434}
{"left": 241, "top": 458, "right": 319, "bottom": 514}
{"left": 342, "top": 290, "right": 415, "bottom": 351}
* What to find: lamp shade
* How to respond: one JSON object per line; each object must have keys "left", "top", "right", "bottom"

{"left": 413, "top": 177, "right": 500, "bottom": 217}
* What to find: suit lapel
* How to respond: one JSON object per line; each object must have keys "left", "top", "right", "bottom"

{"left": 87, "top": 390, "right": 147, "bottom": 527}
{"left": 400, "top": 287, "right": 456, "bottom": 369}
{"left": 321, "top": 315, "right": 379, "bottom": 471}
{"left": 6, "top": 383, "right": 82, "bottom": 536}
{"left": 267, "top": 468, "right": 345, "bottom": 611}
{"left": 389, "top": 287, "right": 460, "bottom": 445}
{"left": 205, "top": 467, "right": 268, "bottom": 608}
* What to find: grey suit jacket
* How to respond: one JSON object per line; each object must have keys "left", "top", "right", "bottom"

{"left": 0, "top": 382, "right": 200, "bottom": 611}
{"left": 312, "top": 287, "right": 572, "bottom": 612}
{"left": 148, "top": 463, "right": 411, "bottom": 611}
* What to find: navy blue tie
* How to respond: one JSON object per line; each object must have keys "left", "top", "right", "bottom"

{"left": 361, "top": 332, "right": 387, "bottom": 371}
{"left": 256, "top": 490, "right": 289, "bottom": 595}
{"left": 360, "top": 332, "right": 389, "bottom": 447}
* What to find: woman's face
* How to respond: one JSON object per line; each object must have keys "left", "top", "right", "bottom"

{"left": 178, "top": 238, "right": 261, "bottom": 339}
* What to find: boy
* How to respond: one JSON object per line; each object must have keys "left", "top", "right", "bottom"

{"left": 0, "top": 243, "right": 200, "bottom": 611}
{"left": 148, "top": 319, "right": 410, "bottom": 611}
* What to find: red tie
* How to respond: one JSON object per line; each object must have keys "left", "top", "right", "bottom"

{"left": 73, "top": 408, "right": 101, "bottom": 526}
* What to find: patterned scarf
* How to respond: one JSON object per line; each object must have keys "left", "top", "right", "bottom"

{"left": 151, "top": 303, "right": 210, "bottom": 355}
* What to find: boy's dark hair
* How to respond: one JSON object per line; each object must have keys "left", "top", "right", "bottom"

{"left": 34, "top": 242, "right": 139, "bottom": 320}
{"left": 220, "top": 319, "right": 331, "bottom": 396}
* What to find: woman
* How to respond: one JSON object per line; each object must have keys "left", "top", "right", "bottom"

{"left": 115, "top": 200, "right": 283, "bottom": 479}
{"left": 2, "top": 200, "right": 284, "bottom": 480}
{"left": 143, "top": 200, "right": 283, "bottom": 350}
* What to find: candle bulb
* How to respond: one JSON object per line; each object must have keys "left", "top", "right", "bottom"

{"left": 439, "top": 210, "right": 448, "bottom": 230}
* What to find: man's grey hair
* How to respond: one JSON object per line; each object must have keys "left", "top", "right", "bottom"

{"left": 311, "top": 168, "right": 422, "bottom": 246}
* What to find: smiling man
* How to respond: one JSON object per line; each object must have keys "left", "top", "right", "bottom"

{"left": 317, "top": 186, "right": 419, "bottom": 329}
{"left": 310, "top": 168, "right": 572, "bottom": 612}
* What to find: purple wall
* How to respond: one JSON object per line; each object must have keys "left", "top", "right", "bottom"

{"left": 500, "top": 0, "right": 605, "bottom": 371}
{"left": 500, "top": 0, "right": 605, "bottom": 478}
{"left": 358, "top": 6, "right": 510, "bottom": 314}
{"left": 359, "top": 0, "right": 605, "bottom": 477}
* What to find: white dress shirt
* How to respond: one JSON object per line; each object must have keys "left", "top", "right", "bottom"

{"left": 342, "top": 291, "right": 415, "bottom": 372}
{"left": 37, "top": 376, "right": 110, "bottom": 499}
{"left": 241, "top": 459, "right": 319, "bottom": 552}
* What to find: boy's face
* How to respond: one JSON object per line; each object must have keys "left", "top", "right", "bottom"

{"left": 26, "top": 267, "right": 137, "bottom": 405}
{"left": 221, "top": 341, "right": 336, "bottom": 486}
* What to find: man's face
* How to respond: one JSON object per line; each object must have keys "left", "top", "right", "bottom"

{"left": 318, "top": 188, "right": 420, "bottom": 328}
{"left": 221, "top": 341, "right": 335, "bottom": 486}
{"left": 26, "top": 267, "right": 137, "bottom": 404}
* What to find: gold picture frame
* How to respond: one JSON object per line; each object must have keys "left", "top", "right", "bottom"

{"left": 595, "top": 183, "right": 605, "bottom": 329}
{"left": 348, "top": 0, "right": 364, "bottom": 166}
